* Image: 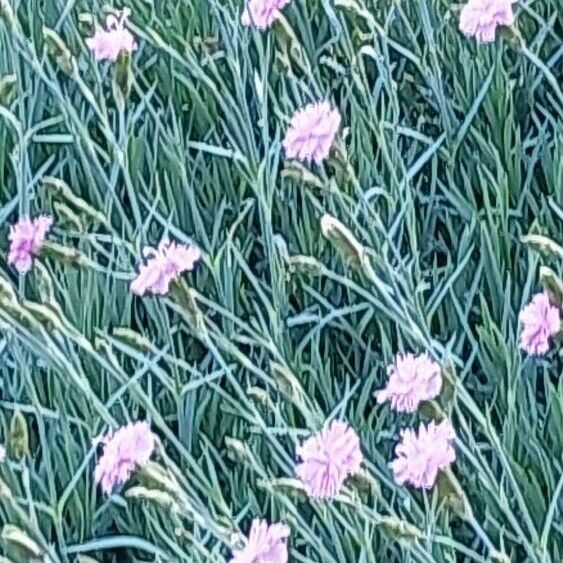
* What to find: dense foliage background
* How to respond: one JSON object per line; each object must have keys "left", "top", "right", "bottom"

{"left": 0, "top": 0, "right": 562, "bottom": 561}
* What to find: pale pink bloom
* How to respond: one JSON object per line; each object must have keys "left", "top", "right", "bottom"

{"left": 0, "top": 445, "right": 5, "bottom": 463}
{"left": 391, "top": 420, "right": 456, "bottom": 489}
{"left": 295, "top": 420, "right": 363, "bottom": 499}
{"left": 94, "top": 421, "right": 155, "bottom": 494}
{"left": 241, "top": 0, "right": 291, "bottom": 29}
{"left": 375, "top": 352, "right": 442, "bottom": 413}
{"left": 86, "top": 10, "right": 137, "bottom": 62}
{"left": 8, "top": 215, "right": 53, "bottom": 273}
{"left": 282, "top": 102, "right": 341, "bottom": 164}
{"left": 230, "top": 519, "right": 290, "bottom": 563}
{"left": 131, "top": 239, "right": 201, "bottom": 296}
{"left": 519, "top": 292, "right": 560, "bottom": 355}
{"left": 459, "top": 0, "right": 516, "bottom": 43}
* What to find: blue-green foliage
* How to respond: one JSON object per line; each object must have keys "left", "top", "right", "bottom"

{"left": 0, "top": 0, "right": 562, "bottom": 561}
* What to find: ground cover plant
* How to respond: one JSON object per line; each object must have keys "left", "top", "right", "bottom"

{"left": 0, "top": 0, "right": 562, "bottom": 561}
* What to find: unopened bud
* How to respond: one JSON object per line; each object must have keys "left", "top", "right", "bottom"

{"left": 136, "top": 461, "right": 182, "bottom": 497}
{"left": 125, "top": 486, "right": 177, "bottom": 510}
{"left": 521, "top": 234, "right": 563, "bottom": 260}
{"left": 540, "top": 266, "right": 563, "bottom": 306}
{"left": 257, "top": 477, "right": 307, "bottom": 501}
{"left": 9, "top": 411, "right": 29, "bottom": 460}
{"left": 113, "top": 327, "right": 157, "bottom": 353}
{"left": 1, "top": 525, "right": 43, "bottom": 559}
{"left": 287, "top": 254, "right": 323, "bottom": 276}
{"left": 42, "top": 27, "right": 76, "bottom": 76}
{"left": 270, "top": 361, "right": 305, "bottom": 402}
{"left": 173, "top": 282, "right": 207, "bottom": 338}
{"left": 247, "top": 386, "right": 274, "bottom": 409}
{"left": 321, "top": 214, "right": 365, "bottom": 266}
{"left": 0, "top": 0, "right": 15, "bottom": 26}
{"left": 348, "top": 468, "right": 380, "bottom": 498}
{"left": 0, "top": 74, "right": 16, "bottom": 105}
{"left": 379, "top": 516, "right": 421, "bottom": 542}
{"left": 225, "top": 437, "right": 257, "bottom": 467}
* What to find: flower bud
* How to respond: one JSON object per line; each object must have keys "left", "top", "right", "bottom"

{"left": 321, "top": 213, "right": 365, "bottom": 266}
{"left": 42, "top": 27, "right": 76, "bottom": 76}
{"left": 540, "top": 266, "right": 563, "bottom": 306}
{"left": 9, "top": 411, "right": 29, "bottom": 460}
{"left": 1, "top": 525, "right": 43, "bottom": 559}
{"left": 286, "top": 254, "right": 323, "bottom": 276}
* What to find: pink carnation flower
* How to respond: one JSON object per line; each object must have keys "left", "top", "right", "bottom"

{"left": 282, "top": 102, "right": 341, "bottom": 164}
{"left": 131, "top": 239, "right": 201, "bottom": 296}
{"left": 230, "top": 519, "right": 290, "bottom": 563}
{"left": 86, "top": 10, "right": 137, "bottom": 62}
{"left": 391, "top": 420, "right": 456, "bottom": 489}
{"left": 8, "top": 215, "right": 53, "bottom": 274}
{"left": 296, "top": 420, "right": 363, "bottom": 499}
{"left": 519, "top": 292, "right": 560, "bottom": 355}
{"left": 375, "top": 352, "right": 442, "bottom": 413}
{"left": 94, "top": 421, "right": 155, "bottom": 494}
{"left": 241, "top": 0, "right": 291, "bottom": 30}
{"left": 459, "top": 0, "right": 516, "bottom": 43}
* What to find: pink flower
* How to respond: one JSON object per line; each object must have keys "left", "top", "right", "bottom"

{"left": 519, "top": 292, "right": 560, "bottom": 355}
{"left": 94, "top": 421, "right": 155, "bottom": 494}
{"left": 459, "top": 0, "right": 516, "bottom": 43}
{"left": 8, "top": 215, "right": 53, "bottom": 273}
{"left": 241, "top": 0, "right": 291, "bottom": 29}
{"left": 391, "top": 420, "right": 456, "bottom": 489}
{"left": 131, "top": 239, "right": 201, "bottom": 297}
{"left": 86, "top": 10, "right": 137, "bottom": 62}
{"left": 230, "top": 519, "right": 290, "bottom": 563}
{"left": 282, "top": 102, "right": 341, "bottom": 164}
{"left": 375, "top": 352, "right": 442, "bottom": 413}
{"left": 295, "top": 420, "right": 363, "bottom": 499}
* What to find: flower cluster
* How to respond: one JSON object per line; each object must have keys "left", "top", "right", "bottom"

{"left": 391, "top": 420, "right": 456, "bottom": 489}
{"left": 241, "top": 0, "right": 291, "bottom": 30}
{"left": 94, "top": 421, "right": 155, "bottom": 494}
{"left": 8, "top": 215, "right": 53, "bottom": 273}
{"left": 282, "top": 102, "right": 341, "bottom": 164}
{"left": 131, "top": 239, "right": 201, "bottom": 296}
{"left": 230, "top": 519, "right": 290, "bottom": 563}
{"left": 375, "top": 352, "right": 442, "bottom": 413}
{"left": 295, "top": 420, "right": 362, "bottom": 499}
{"left": 518, "top": 292, "right": 560, "bottom": 355}
{"left": 459, "top": 0, "right": 516, "bottom": 43}
{"left": 86, "top": 9, "right": 137, "bottom": 61}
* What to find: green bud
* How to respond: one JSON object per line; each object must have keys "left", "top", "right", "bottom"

{"left": 113, "top": 327, "right": 157, "bottom": 353}
{"left": 257, "top": 477, "right": 307, "bottom": 501}
{"left": 113, "top": 52, "right": 133, "bottom": 108}
{"left": 379, "top": 516, "right": 421, "bottom": 542}
{"left": 348, "top": 468, "right": 380, "bottom": 498}
{"left": 287, "top": 254, "right": 324, "bottom": 276}
{"left": 321, "top": 213, "right": 366, "bottom": 267}
{"left": 521, "top": 234, "right": 563, "bottom": 260}
{"left": 0, "top": 74, "right": 16, "bottom": 105}
{"left": 42, "top": 27, "right": 76, "bottom": 76}
{"left": 9, "top": 411, "right": 29, "bottom": 460}
{"left": 540, "top": 266, "right": 563, "bottom": 306}
{"left": 125, "top": 486, "right": 177, "bottom": 510}
{"left": 1, "top": 525, "right": 43, "bottom": 559}
{"left": 224, "top": 437, "right": 258, "bottom": 467}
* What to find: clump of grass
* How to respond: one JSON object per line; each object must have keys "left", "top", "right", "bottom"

{"left": 0, "top": 0, "right": 562, "bottom": 561}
